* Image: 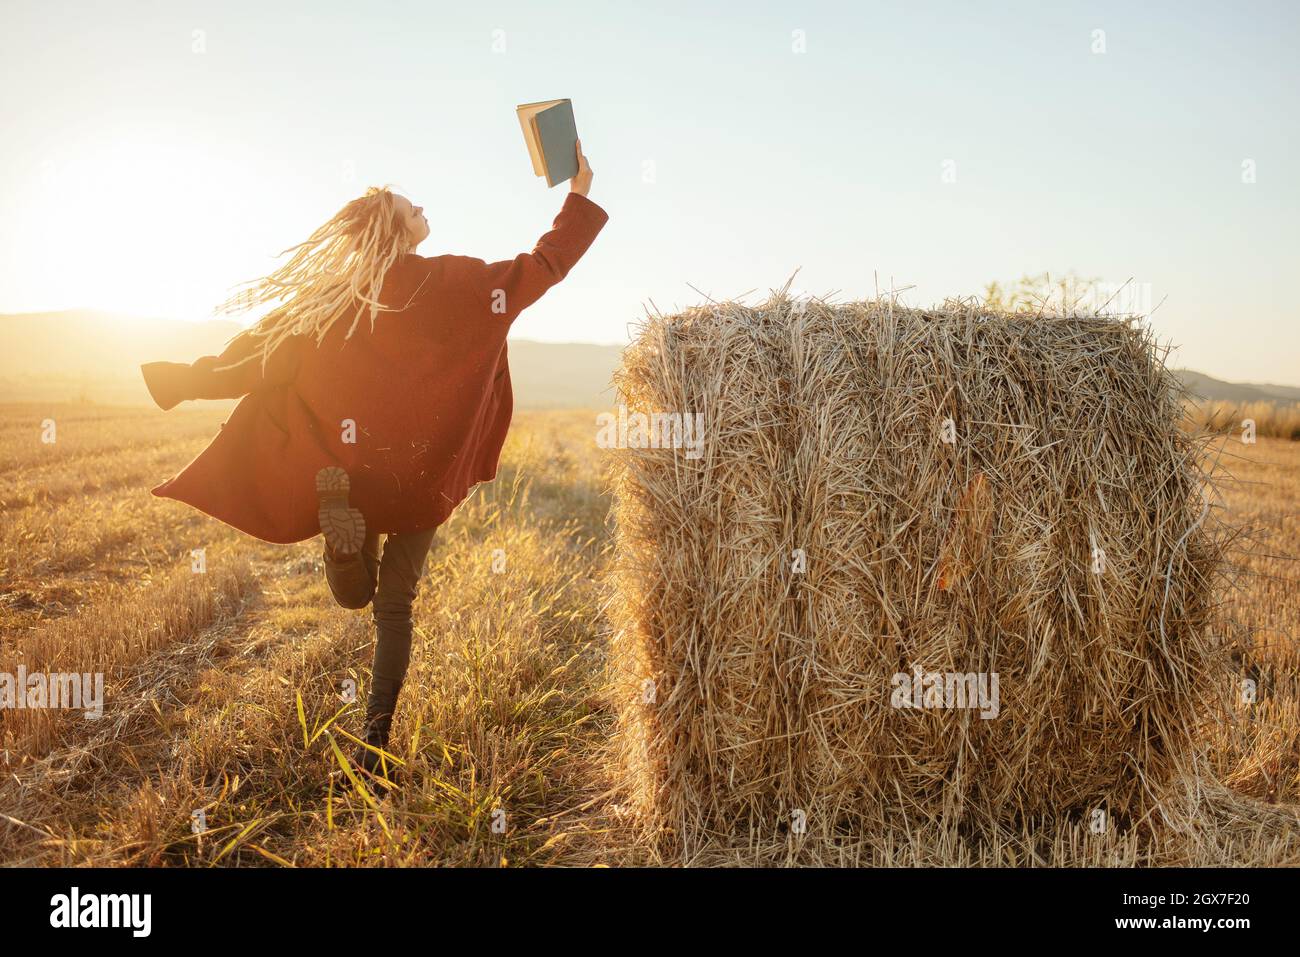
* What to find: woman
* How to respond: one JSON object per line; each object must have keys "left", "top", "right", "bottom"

{"left": 141, "top": 142, "right": 607, "bottom": 780}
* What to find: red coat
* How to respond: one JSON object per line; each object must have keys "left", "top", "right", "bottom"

{"left": 145, "top": 192, "right": 609, "bottom": 544}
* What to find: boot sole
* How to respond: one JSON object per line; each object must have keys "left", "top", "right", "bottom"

{"left": 316, "top": 466, "right": 366, "bottom": 558}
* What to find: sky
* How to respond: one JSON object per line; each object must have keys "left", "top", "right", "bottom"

{"left": 1, "top": 0, "right": 1297, "bottom": 384}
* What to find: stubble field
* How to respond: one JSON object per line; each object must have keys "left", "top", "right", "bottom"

{"left": 1, "top": 402, "right": 1296, "bottom": 865}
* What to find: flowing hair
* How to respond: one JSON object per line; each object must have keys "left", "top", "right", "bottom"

{"left": 213, "top": 185, "right": 418, "bottom": 374}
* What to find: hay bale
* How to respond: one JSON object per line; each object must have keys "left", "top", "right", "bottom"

{"left": 606, "top": 294, "right": 1225, "bottom": 856}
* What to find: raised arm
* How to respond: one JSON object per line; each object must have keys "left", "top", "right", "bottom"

{"left": 458, "top": 140, "right": 607, "bottom": 324}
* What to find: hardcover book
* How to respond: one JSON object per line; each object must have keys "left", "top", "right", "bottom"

{"left": 517, "top": 98, "right": 579, "bottom": 187}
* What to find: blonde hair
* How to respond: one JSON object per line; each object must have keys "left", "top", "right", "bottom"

{"left": 214, "top": 185, "right": 417, "bottom": 374}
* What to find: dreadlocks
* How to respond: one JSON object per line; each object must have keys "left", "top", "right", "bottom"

{"left": 212, "top": 185, "right": 415, "bottom": 375}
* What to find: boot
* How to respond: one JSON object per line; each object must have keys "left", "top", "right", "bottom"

{"left": 354, "top": 683, "right": 402, "bottom": 782}
{"left": 316, "top": 466, "right": 366, "bottom": 560}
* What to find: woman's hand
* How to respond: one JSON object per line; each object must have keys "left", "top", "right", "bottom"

{"left": 570, "top": 138, "right": 593, "bottom": 197}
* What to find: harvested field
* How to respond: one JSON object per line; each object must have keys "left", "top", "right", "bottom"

{"left": 0, "top": 386, "right": 1296, "bottom": 866}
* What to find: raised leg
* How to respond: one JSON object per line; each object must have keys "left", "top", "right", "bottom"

{"left": 323, "top": 529, "right": 381, "bottom": 609}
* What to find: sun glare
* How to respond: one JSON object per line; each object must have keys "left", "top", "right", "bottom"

{"left": 19, "top": 135, "right": 276, "bottom": 323}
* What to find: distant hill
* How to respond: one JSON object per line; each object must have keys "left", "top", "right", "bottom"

{"left": 0, "top": 310, "right": 1293, "bottom": 410}
{"left": 1173, "top": 370, "right": 1300, "bottom": 405}
{"left": 0, "top": 310, "right": 624, "bottom": 409}
{"left": 503, "top": 339, "right": 624, "bottom": 408}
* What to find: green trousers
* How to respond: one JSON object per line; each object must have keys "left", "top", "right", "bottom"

{"left": 323, "top": 528, "right": 436, "bottom": 700}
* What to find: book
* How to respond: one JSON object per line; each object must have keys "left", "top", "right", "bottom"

{"left": 516, "top": 98, "right": 578, "bottom": 188}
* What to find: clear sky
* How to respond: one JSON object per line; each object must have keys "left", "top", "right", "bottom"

{"left": 2, "top": 0, "right": 1297, "bottom": 383}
